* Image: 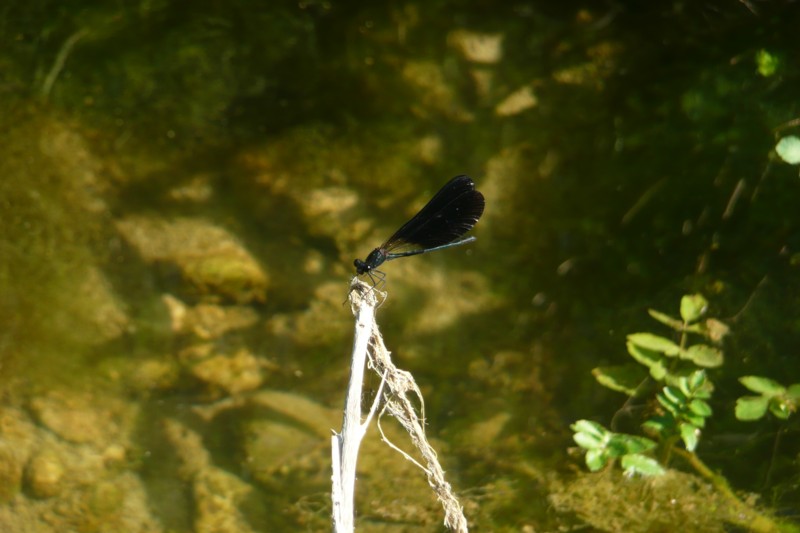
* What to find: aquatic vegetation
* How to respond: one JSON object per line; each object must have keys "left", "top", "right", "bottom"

{"left": 572, "top": 293, "right": 800, "bottom": 532}
{"left": 736, "top": 376, "right": 800, "bottom": 422}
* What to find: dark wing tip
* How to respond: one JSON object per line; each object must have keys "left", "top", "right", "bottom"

{"left": 381, "top": 174, "right": 485, "bottom": 250}
{"left": 451, "top": 175, "right": 476, "bottom": 188}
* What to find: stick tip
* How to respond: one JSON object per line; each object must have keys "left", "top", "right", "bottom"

{"left": 348, "top": 277, "right": 380, "bottom": 310}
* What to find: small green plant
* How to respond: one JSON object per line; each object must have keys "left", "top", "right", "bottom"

{"left": 736, "top": 376, "right": 800, "bottom": 421}
{"left": 571, "top": 373, "right": 713, "bottom": 477}
{"left": 775, "top": 135, "right": 800, "bottom": 165}
{"left": 756, "top": 49, "right": 780, "bottom": 77}
{"left": 595, "top": 293, "right": 725, "bottom": 394}
{"left": 573, "top": 294, "right": 724, "bottom": 476}
{"left": 643, "top": 369, "right": 712, "bottom": 453}
{"left": 570, "top": 419, "right": 664, "bottom": 476}
{"left": 570, "top": 293, "right": 800, "bottom": 532}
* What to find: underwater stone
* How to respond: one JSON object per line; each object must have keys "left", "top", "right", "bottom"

{"left": 116, "top": 216, "right": 269, "bottom": 304}
{"left": 25, "top": 449, "right": 65, "bottom": 499}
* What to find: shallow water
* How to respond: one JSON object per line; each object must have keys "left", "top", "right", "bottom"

{"left": 1, "top": 2, "right": 799, "bottom": 531}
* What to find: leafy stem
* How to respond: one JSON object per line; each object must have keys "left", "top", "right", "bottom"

{"left": 571, "top": 292, "right": 800, "bottom": 532}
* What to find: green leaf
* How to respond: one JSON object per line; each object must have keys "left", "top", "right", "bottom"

{"left": 571, "top": 420, "right": 606, "bottom": 439}
{"left": 604, "top": 436, "right": 630, "bottom": 458}
{"left": 739, "top": 376, "right": 785, "bottom": 396}
{"left": 680, "top": 294, "right": 708, "bottom": 323}
{"left": 585, "top": 448, "right": 607, "bottom": 471}
{"left": 684, "top": 412, "right": 706, "bottom": 428}
{"left": 621, "top": 453, "right": 666, "bottom": 477}
{"left": 678, "top": 376, "right": 693, "bottom": 397}
{"left": 664, "top": 367, "right": 693, "bottom": 388}
{"left": 592, "top": 365, "right": 645, "bottom": 396}
{"left": 688, "top": 370, "right": 707, "bottom": 391}
{"left": 681, "top": 344, "right": 723, "bottom": 368}
{"left": 688, "top": 399, "right": 712, "bottom": 417}
{"left": 786, "top": 384, "right": 800, "bottom": 400}
{"left": 620, "top": 435, "right": 656, "bottom": 454}
{"left": 769, "top": 401, "right": 792, "bottom": 420}
{"left": 776, "top": 135, "right": 800, "bottom": 165}
{"left": 662, "top": 386, "right": 687, "bottom": 406}
{"left": 680, "top": 423, "right": 700, "bottom": 452}
{"left": 686, "top": 321, "right": 706, "bottom": 338}
{"left": 657, "top": 392, "right": 680, "bottom": 416}
{"left": 756, "top": 49, "right": 779, "bottom": 77}
{"left": 627, "top": 333, "right": 680, "bottom": 356}
{"left": 693, "top": 387, "right": 712, "bottom": 400}
{"left": 648, "top": 360, "right": 668, "bottom": 381}
{"left": 627, "top": 341, "right": 663, "bottom": 367}
{"left": 642, "top": 416, "right": 672, "bottom": 436}
{"left": 679, "top": 371, "right": 713, "bottom": 400}
{"left": 735, "top": 395, "right": 769, "bottom": 421}
{"left": 647, "top": 309, "right": 683, "bottom": 331}
{"left": 574, "top": 431, "right": 603, "bottom": 450}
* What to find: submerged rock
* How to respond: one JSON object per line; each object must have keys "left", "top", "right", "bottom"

{"left": 0, "top": 442, "right": 24, "bottom": 502}
{"left": 162, "top": 294, "right": 260, "bottom": 340}
{"left": 25, "top": 448, "right": 65, "bottom": 499}
{"left": 163, "top": 418, "right": 260, "bottom": 533}
{"left": 116, "top": 216, "right": 269, "bottom": 303}
{"left": 448, "top": 30, "right": 504, "bottom": 64}
{"left": 128, "top": 357, "right": 181, "bottom": 393}
{"left": 401, "top": 61, "right": 474, "bottom": 122}
{"left": 28, "top": 390, "right": 135, "bottom": 447}
{"left": 75, "top": 265, "right": 133, "bottom": 343}
{"left": 0, "top": 394, "right": 160, "bottom": 532}
{"left": 189, "top": 347, "right": 265, "bottom": 396}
